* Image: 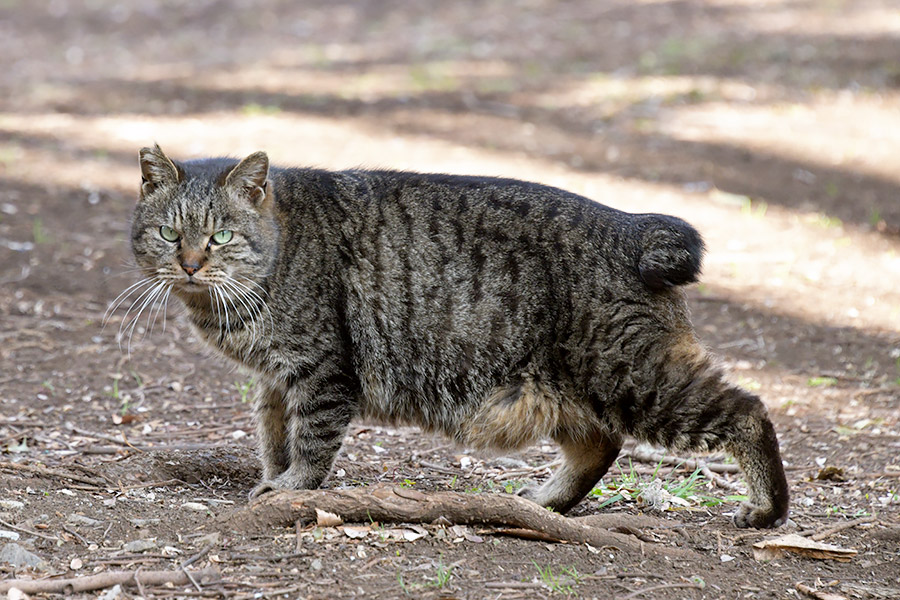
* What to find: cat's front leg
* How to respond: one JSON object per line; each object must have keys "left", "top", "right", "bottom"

{"left": 252, "top": 383, "right": 290, "bottom": 484}
{"left": 249, "top": 369, "right": 356, "bottom": 499}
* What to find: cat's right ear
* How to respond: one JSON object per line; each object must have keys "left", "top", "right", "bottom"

{"left": 139, "top": 144, "right": 181, "bottom": 198}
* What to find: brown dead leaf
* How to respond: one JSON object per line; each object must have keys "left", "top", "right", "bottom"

{"left": 315, "top": 509, "right": 343, "bottom": 527}
{"left": 753, "top": 534, "right": 857, "bottom": 562}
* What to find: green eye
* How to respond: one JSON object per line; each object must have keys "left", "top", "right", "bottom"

{"left": 159, "top": 225, "right": 179, "bottom": 242}
{"left": 210, "top": 230, "right": 233, "bottom": 245}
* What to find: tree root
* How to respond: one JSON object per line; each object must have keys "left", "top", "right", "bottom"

{"left": 0, "top": 567, "right": 219, "bottom": 594}
{"left": 222, "top": 485, "right": 691, "bottom": 557}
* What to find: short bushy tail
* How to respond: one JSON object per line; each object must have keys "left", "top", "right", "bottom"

{"left": 635, "top": 214, "right": 705, "bottom": 291}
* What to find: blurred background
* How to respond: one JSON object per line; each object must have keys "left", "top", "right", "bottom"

{"left": 1, "top": 0, "right": 899, "bottom": 437}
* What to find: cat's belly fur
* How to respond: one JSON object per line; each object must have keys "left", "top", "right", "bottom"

{"left": 356, "top": 359, "right": 601, "bottom": 452}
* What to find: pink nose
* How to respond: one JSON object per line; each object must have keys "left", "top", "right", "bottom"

{"left": 181, "top": 262, "right": 201, "bottom": 276}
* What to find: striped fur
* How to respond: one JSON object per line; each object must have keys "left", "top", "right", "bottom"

{"left": 127, "top": 146, "right": 789, "bottom": 528}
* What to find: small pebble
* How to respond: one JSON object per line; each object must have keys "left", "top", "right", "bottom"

{"left": 122, "top": 539, "right": 157, "bottom": 553}
{"left": 0, "top": 542, "right": 46, "bottom": 569}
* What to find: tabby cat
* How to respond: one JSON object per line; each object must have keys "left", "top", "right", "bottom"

{"left": 125, "top": 145, "right": 789, "bottom": 528}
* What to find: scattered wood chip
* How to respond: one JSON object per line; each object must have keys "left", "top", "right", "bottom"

{"left": 753, "top": 534, "right": 857, "bottom": 562}
{"left": 796, "top": 582, "right": 849, "bottom": 600}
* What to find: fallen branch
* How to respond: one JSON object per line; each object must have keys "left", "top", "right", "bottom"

{"left": 0, "top": 461, "right": 106, "bottom": 486}
{"left": 0, "top": 517, "right": 59, "bottom": 543}
{"left": 223, "top": 486, "right": 692, "bottom": 557}
{"left": 799, "top": 515, "right": 876, "bottom": 542}
{"left": 700, "top": 465, "right": 742, "bottom": 492}
{"left": 0, "top": 567, "right": 219, "bottom": 594}
{"left": 617, "top": 581, "right": 705, "bottom": 599}
{"left": 622, "top": 449, "right": 738, "bottom": 475}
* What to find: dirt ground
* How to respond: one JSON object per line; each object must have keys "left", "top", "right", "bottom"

{"left": 1, "top": 1, "right": 899, "bottom": 598}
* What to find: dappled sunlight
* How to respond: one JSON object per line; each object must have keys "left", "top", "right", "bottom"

{"left": 3, "top": 102, "right": 899, "bottom": 336}
{"left": 657, "top": 95, "right": 900, "bottom": 183}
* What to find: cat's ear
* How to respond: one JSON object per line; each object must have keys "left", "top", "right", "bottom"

{"left": 139, "top": 144, "right": 181, "bottom": 197}
{"left": 225, "top": 151, "right": 269, "bottom": 206}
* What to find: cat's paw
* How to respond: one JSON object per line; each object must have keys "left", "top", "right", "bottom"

{"left": 248, "top": 479, "right": 281, "bottom": 500}
{"left": 516, "top": 484, "right": 542, "bottom": 504}
{"left": 733, "top": 502, "right": 787, "bottom": 529}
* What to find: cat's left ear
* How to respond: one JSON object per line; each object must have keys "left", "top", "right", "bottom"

{"left": 225, "top": 151, "right": 269, "bottom": 207}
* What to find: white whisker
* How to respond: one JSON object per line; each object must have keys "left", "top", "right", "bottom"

{"left": 209, "top": 286, "right": 223, "bottom": 336}
{"left": 146, "top": 281, "right": 174, "bottom": 336}
{"left": 228, "top": 276, "right": 274, "bottom": 335}
{"left": 222, "top": 278, "right": 263, "bottom": 345}
{"left": 123, "top": 282, "right": 166, "bottom": 355}
{"left": 116, "top": 281, "right": 163, "bottom": 345}
{"left": 104, "top": 278, "right": 156, "bottom": 326}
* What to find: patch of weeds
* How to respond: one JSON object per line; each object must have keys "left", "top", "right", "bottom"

{"left": 590, "top": 459, "right": 725, "bottom": 510}
{"left": 428, "top": 556, "right": 453, "bottom": 589}
{"left": 235, "top": 377, "right": 255, "bottom": 403}
{"left": 448, "top": 474, "right": 458, "bottom": 489}
{"left": 465, "top": 485, "right": 483, "bottom": 494}
{"left": 869, "top": 208, "right": 883, "bottom": 227}
{"left": 811, "top": 213, "right": 843, "bottom": 229}
{"left": 737, "top": 375, "right": 762, "bottom": 392}
{"left": 503, "top": 480, "right": 526, "bottom": 494}
{"left": 400, "top": 478, "right": 416, "bottom": 488}
{"left": 32, "top": 217, "right": 51, "bottom": 243}
{"left": 107, "top": 374, "right": 121, "bottom": 401}
{"left": 824, "top": 505, "right": 866, "bottom": 517}
{"left": 740, "top": 197, "right": 768, "bottom": 219}
{"left": 808, "top": 376, "right": 838, "bottom": 387}
{"left": 397, "top": 571, "right": 411, "bottom": 595}
{"left": 533, "top": 561, "right": 580, "bottom": 596}
{"left": 41, "top": 380, "right": 55, "bottom": 396}
{"left": 241, "top": 102, "right": 281, "bottom": 115}
{"left": 408, "top": 63, "right": 459, "bottom": 92}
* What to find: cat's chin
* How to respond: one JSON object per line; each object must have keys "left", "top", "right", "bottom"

{"left": 175, "top": 280, "right": 210, "bottom": 295}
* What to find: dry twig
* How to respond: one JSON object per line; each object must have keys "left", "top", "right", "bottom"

{"left": 617, "top": 581, "right": 705, "bottom": 599}
{"left": 801, "top": 515, "right": 876, "bottom": 541}
{"left": 622, "top": 449, "right": 739, "bottom": 474}
{"left": 796, "top": 582, "right": 849, "bottom": 600}
{"left": 0, "top": 517, "right": 59, "bottom": 543}
{"left": 0, "top": 461, "right": 106, "bottom": 486}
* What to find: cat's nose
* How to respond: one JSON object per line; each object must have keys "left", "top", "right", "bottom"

{"left": 181, "top": 261, "right": 201, "bottom": 276}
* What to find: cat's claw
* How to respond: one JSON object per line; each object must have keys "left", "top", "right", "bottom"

{"left": 733, "top": 502, "right": 787, "bottom": 529}
{"left": 515, "top": 485, "right": 540, "bottom": 502}
{"left": 248, "top": 479, "right": 281, "bottom": 500}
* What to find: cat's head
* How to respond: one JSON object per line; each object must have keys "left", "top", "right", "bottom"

{"left": 130, "top": 145, "right": 279, "bottom": 299}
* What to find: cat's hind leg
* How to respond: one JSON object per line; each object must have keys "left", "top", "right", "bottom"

{"left": 631, "top": 352, "right": 790, "bottom": 528}
{"left": 517, "top": 430, "right": 622, "bottom": 513}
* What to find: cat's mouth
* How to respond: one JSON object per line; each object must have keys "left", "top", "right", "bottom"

{"left": 177, "top": 278, "right": 209, "bottom": 293}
